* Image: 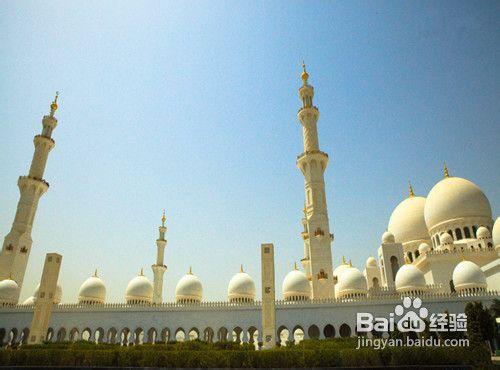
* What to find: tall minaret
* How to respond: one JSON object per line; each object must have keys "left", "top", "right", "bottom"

{"left": 0, "top": 93, "right": 60, "bottom": 301}
{"left": 151, "top": 210, "right": 167, "bottom": 304}
{"left": 296, "top": 64, "right": 334, "bottom": 299}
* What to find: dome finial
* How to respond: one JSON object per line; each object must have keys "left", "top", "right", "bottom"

{"left": 342, "top": 255, "right": 346, "bottom": 265}
{"left": 293, "top": 261, "right": 298, "bottom": 270}
{"left": 240, "top": 264, "right": 244, "bottom": 273}
{"left": 161, "top": 209, "right": 166, "bottom": 227}
{"left": 444, "top": 162, "right": 450, "bottom": 178}
{"left": 301, "top": 61, "right": 309, "bottom": 85}
{"left": 349, "top": 259, "right": 352, "bottom": 268}
{"left": 408, "top": 181, "right": 415, "bottom": 197}
{"left": 93, "top": 269, "right": 98, "bottom": 277}
{"left": 188, "top": 266, "right": 192, "bottom": 275}
{"left": 139, "top": 267, "right": 144, "bottom": 276}
{"left": 50, "top": 91, "right": 59, "bottom": 117}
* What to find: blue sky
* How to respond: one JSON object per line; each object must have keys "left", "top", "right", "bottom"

{"left": 0, "top": 1, "right": 498, "bottom": 303}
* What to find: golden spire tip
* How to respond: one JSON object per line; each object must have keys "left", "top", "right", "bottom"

{"left": 139, "top": 267, "right": 144, "bottom": 276}
{"left": 188, "top": 266, "right": 192, "bottom": 275}
{"left": 93, "top": 269, "right": 98, "bottom": 277}
{"left": 240, "top": 264, "right": 244, "bottom": 273}
{"left": 301, "top": 61, "right": 309, "bottom": 84}
{"left": 293, "top": 262, "right": 298, "bottom": 270}
{"left": 444, "top": 162, "right": 450, "bottom": 178}
{"left": 161, "top": 209, "right": 166, "bottom": 226}
{"left": 408, "top": 181, "right": 415, "bottom": 197}
{"left": 342, "top": 255, "right": 346, "bottom": 265}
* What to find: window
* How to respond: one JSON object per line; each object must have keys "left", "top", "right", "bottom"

{"left": 464, "top": 227, "right": 471, "bottom": 238}
{"left": 472, "top": 226, "right": 478, "bottom": 237}
{"left": 407, "top": 252, "right": 413, "bottom": 262}
{"left": 436, "top": 234, "right": 440, "bottom": 245}
{"left": 390, "top": 256, "right": 399, "bottom": 281}
{"left": 455, "top": 228, "right": 463, "bottom": 240}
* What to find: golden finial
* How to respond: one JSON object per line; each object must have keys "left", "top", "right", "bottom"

{"left": 93, "top": 269, "right": 98, "bottom": 277}
{"left": 240, "top": 264, "right": 244, "bottom": 273}
{"left": 342, "top": 256, "right": 346, "bottom": 265}
{"left": 50, "top": 91, "right": 59, "bottom": 116}
{"left": 302, "top": 203, "right": 307, "bottom": 218}
{"left": 293, "top": 262, "right": 298, "bottom": 270}
{"left": 444, "top": 162, "right": 450, "bottom": 178}
{"left": 188, "top": 266, "right": 192, "bottom": 275}
{"left": 139, "top": 267, "right": 144, "bottom": 276}
{"left": 301, "top": 61, "right": 309, "bottom": 85}
{"left": 408, "top": 181, "right": 415, "bottom": 198}
{"left": 349, "top": 259, "right": 352, "bottom": 268}
{"left": 161, "top": 209, "right": 166, "bottom": 227}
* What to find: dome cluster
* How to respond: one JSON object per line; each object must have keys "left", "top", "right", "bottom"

{"left": 22, "top": 283, "right": 63, "bottom": 305}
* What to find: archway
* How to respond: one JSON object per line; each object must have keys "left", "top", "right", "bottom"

{"left": 81, "top": 328, "right": 91, "bottom": 341}
{"left": 56, "top": 328, "right": 66, "bottom": 342}
{"left": 323, "top": 324, "right": 335, "bottom": 338}
{"left": 69, "top": 328, "right": 79, "bottom": 342}
{"left": 134, "top": 328, "right": 144, "bottom": 345}
{"left": 175, "top": 328, "right": 186, "bottom": 342}
{"left": 339, "top": 323, "right": 351, "bottom": 338}
{"left": 372, "top": 277, "right": 379, "bottom": 289}
{"left": 203, "top": 327, "right": 214, "bottom": 342}
{"left": 94, "top": 327, "right": 104, "bottom": 343}
{"left": 232, "top": 326, "right": 243, "bottom": 343}
{"left": 217, "top": 327, "right": 228, "bottom": 342}
{"left": 277, "top": 326, "right": 289, "bottom": 346}
{"left": 188, "top": 328, "right": 199, "bottom": 341}
{"left": 147, "top": 328, "right": 157, "bottom": 344}
{"left": 390, "top": 256, "right": 399, "bottom": 281}
{"left": 20, "top": 328, "right": 30, "bottom": 345}
{"left": 107, "top": 328, "right": 117, "bottom": 344}
{"left": 160, "top": 328, "right": 170, "bottom": 343}
{"left": 292, "top": 326, "right": 304, "bottom": 344}
{"left": 120, "top": 328, "right": 131, "bottom": 346}
{"left": 307, "top": 325, "right": 320, "bottom": 339}
{"left": 8, "top": 328, "right": 18, "bottom": 345}
{"left": 46, "top": 327, "right": 54, "bottom": 342}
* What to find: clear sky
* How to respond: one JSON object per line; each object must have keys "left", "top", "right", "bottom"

{"left": 0, "top": 1, "right": 499, "bottom": 303}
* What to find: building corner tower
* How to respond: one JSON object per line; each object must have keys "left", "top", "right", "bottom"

{"left": 0, "top": 93, "right": 60, "bottom": 301}
{"left": 296, "top": 64, "right": 334, "bottom": 299}
{"left": 152, "top": 210, "right": 167, "bottom": 304}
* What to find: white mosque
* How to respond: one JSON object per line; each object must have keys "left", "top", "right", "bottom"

{"left": 0, "top": 66, "right": 498, "bottom": 346}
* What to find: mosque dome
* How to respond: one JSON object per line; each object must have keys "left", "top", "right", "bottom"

{"left": 424, "top": 176, "right": 492, "bottom": 230}
{"left": 125, "top": 270, "right": 153, "bottom": 304}
{"left": 336, "top": 267, "right": 367, "bottom": 299}
{"left": 78, "top": 271, "right": 106, "bottom": 304}
{"left": 228, "top": 266, "right": 255, "bottom": 303}
{"left": 333, "top": 260, "right": 350, "bottom": 279}
{"left": 395, "top": 265, "right": 426, "bottom": 293}
{"left": 33, "top": 283, "right": 63, "bottom": 304}
{"left": 452, "top": 260, "right": 486, "bottom": 292}
{"left": 476, "top": 226, "right": 491, "bottom": 239}
{"left": 388, "top": 195, "right": 428, "bottom": 244}
{"left": 440, "top": 232, "right": 453, "bottom": 245}
{"left": 366, "top": 256, "right": 377, "bottom": 268}
{"left": 493, "top": 217, "right": 500, "bottom": 247}
{"left": 381, "top": 231, "right": 395, "bottom": 244}
{"left": 418, "top": 242, "right": 431, "bottom": 254}
{"left": 0, "top": 279, "right": 20, "bottom": 306}
{"left": 175, "top": 268, "right": 203, "bottom": 303}
{"left": 282, "top": 266, "right": 311, "bottom": 301}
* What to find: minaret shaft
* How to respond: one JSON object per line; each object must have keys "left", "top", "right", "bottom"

{"left": 152, "top": 215, "right": 167, "bottom": 304}
{"left": 297, "top": 66, "right": 334, "bottom": 300}
{"left": 0, "top": 97, "right": 59, "bottom": 302}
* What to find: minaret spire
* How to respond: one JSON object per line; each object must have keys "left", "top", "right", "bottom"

{"left": 296, "top": 64, "right": 334, "bottom": 300}
{"left": 151, "top": 210, "right": 168, "bottom": 304}
{"left": 408, "top": 181, "right": 415, "bottom": 197}
{"left": 0, "top": 94, "right": 60, "bottom": 302}
{"left": 443, "top": 162, "right": 450, "bottom": 178}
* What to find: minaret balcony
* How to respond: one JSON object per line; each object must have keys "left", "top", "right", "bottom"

{"left": 301, "top": 232, "right": 309, "bottom": 240}
{"left": 297, "top": 106, "right": 319, "bottom": 122}
{"left": 296, "top": 150, "right": 329, "bottom": 173}
{"left": 18, "top": 176, "right": 49, "bottom": 194}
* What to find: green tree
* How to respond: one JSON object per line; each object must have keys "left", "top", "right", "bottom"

{"left": 465, "top": 301, "right": 495, "bottom": 344}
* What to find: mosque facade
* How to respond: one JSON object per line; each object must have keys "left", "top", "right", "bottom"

{"left": 0, "top": 68, "right": 498, "bottom": 346}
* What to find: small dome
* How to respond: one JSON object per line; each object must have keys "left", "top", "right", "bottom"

{"left": 366, "top": 256, "right": 377, "bottom": 268}
{"left": 282, "top": 267, "right": 310, "bottom": 301}
{"left": 493, "top": 217, "right": 500, "bottom": 247}
{"left": 424, "top": 176, "right": 492, "bottom": 230}
{"left": 333, "top": 260, "right": 350, "bottom": 279}
{"left": 78, "top": 271, "right": 106, "bottom": 304}
{"left": 395, "top": 265, "right": 426, "bottom": 293}
{"left": 418, "top": 242, "right": 431, "bottom": 254}
{"left": 476, "top": 226, "right": 491, "bottom": 239}
{"left": 388, "top": 196, "right": 428, "bottom": 245}
{"left": 336, "top": 267, "right": 367, "bottom": 298}
{"left": 452, "top": 260, "right": 486, "bottom": 292}
{"left": 228, "top": 267, "right": 255, "bottom": 302}
{"left": 0, "top": 279, "right": 20, "bottom": 306}
{"left": 381, "top": 231, "right": 395, "bottom": 244}
{"left": 22, "top": 296, "right": 36, "bottom": 305}
{"left": 440, "top": 232, "right": 453, "bottom": 245}
{"left": 125, "top": 270, "right": 153, "bottom": 304}
{"left": 175, "top": 268, "right": 203, "bottom": 303}
{"left": 33, "top": 283, "right": 63, "bottom": 304}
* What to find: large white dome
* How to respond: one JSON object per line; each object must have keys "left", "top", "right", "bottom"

{"left": 395, "top": 265, "right": 426, "bottom": 293}
{"left": 282, "top": 267, "right": 311, "bottom": 301}
{"left": 493, "top": 217, "right": 500, "bottom": 247}
{"left": 424, "top": 176, "right": 492, "bottom": 230}
{"left": 452, "top": 260, "right": 486, "bottom": 292}
{"left": 388, "top": 196, "right": 428, "bottom": 244}
{"left": 228, "top": 267, "right": 255, "bottom": 303}
{"left": 336, "top": 267, "right": 367, "bottom": 299}
{"left": 0, "top": 279, "right": 20, "bottom": 306}
{"left": 175, "top": 268, "right": 203, "bottom": 303}
{"left": 333, "top": 260, "right": 350, "bottom": 279}
{"left": 78, "top": 271, "right": 106, "bottom": 304}
{"left": 125, "top": 270, "right": 153, "bottom": 304}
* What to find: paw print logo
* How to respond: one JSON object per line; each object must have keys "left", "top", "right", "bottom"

{"left": 394, "top": 297, "right": 428, "bottom": 333}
